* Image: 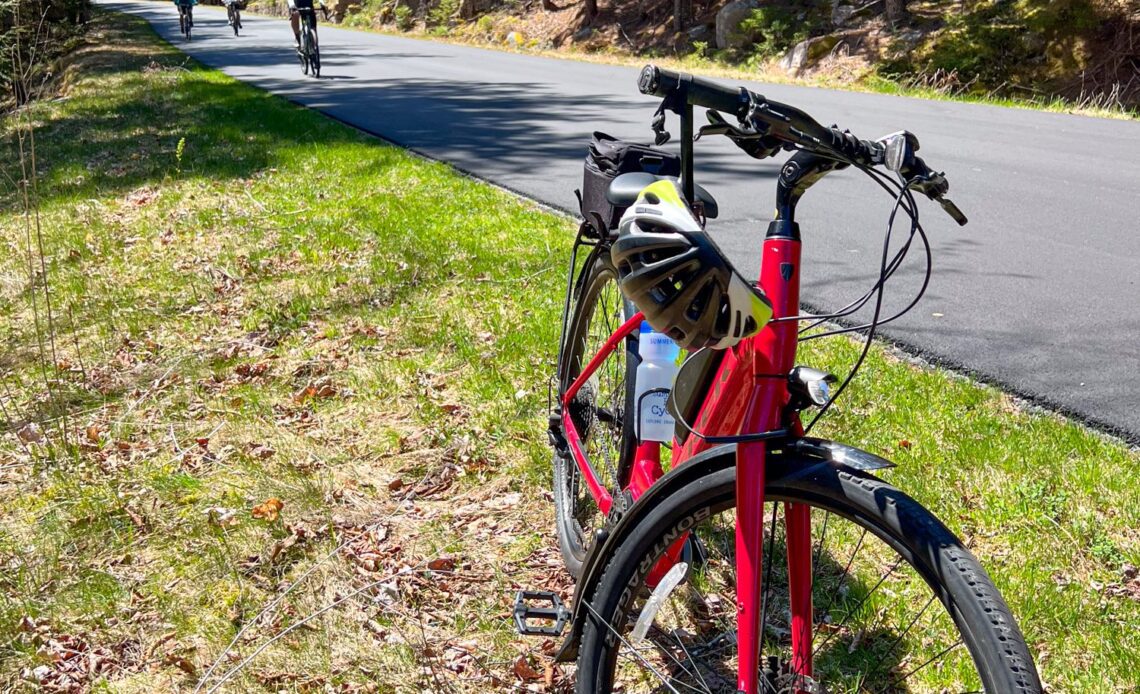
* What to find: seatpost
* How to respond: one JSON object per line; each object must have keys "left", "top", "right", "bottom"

{"left": 679, "top": 85, "right": 695, "bottom": 205}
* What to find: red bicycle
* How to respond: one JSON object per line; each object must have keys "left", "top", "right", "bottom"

{"left": 517, "top": 66, "right": 1042, "bottom": 694}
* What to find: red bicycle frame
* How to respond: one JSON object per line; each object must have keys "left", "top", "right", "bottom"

{"left": 560, "top": 223, "right": 813, "bottom": 691}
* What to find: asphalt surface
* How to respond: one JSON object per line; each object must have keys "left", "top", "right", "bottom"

{"left": 103, "top": 0, "right": 1140, "bottom": 441}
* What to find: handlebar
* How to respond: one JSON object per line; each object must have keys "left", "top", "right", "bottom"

{"left": 638, "top": 65, "right": 883, "bottom": 166}
{"left": 637, "top": 64, "right": 966, "bottom": 224}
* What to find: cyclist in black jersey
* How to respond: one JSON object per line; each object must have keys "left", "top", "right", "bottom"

{"left": 288, "top": 0, "right": 328, "bottom": 47}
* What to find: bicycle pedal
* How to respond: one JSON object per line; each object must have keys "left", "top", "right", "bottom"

{"left": 513, "top": 590, "right": 569, "bottom": 637}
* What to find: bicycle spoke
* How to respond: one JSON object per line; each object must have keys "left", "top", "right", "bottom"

{"left": 582, "top": 600, "right": 686, "bottom": 694}
{"left": 886, "top": 638, "right": 964, "bottom": 688}
{"left": 869, "top": 592, "right": 937, "bottom": 686}
{"left": 812, "top": 554, "right": 904, "bottom": 656}
{"left": 816, "top": 527, "right": 866, "bottom": 620}
{"left": 757, "top": 501, "right": 779, "bottom": 647}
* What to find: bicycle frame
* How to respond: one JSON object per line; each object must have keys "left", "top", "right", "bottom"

{"left": 560, "top": 108, "right": 826, "bottom": 694}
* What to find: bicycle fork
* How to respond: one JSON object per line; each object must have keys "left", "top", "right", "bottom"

{"left": 736, "top": 234, "right": 812, "bottom": 694}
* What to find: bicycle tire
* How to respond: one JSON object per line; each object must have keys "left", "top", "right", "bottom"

{"left": 311, "top": 42, "right": 320, "bottom": 78}
{"left": 576, "top": 460, "right": 1042, "bottom": 693}
{"left": 552, "top": 247, "right": 638, "bottom": 577}
{"left": 232, "top": 8, "right": 239, "bottom": 35}
{"left": 300, "top": 29, "right": 310, "bottom": 75}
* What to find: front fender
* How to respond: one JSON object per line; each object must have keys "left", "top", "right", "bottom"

{"left": 553, "top": 437, "right": 894, "bottom": 662}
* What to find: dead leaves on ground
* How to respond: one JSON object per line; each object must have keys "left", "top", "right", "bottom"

{"left": 251, "top": 497, "right": 284, "bottom": 522}
{"left": 16, "top": 617, "right": 145, "bottom": 693}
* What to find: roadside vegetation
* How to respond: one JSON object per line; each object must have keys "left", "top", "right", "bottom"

{"left": 306, "top": 0, "right": 1140, "bottom": 118}
{"left": 2, "top": 9, "right": 1139, "bottom": 692}
{"left": 1, "top": 0, "right": 91, "bottom": 108}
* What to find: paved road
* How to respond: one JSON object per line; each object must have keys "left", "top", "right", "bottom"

{"left": 104, "top": 0, "right": 1140, "bottom": 441}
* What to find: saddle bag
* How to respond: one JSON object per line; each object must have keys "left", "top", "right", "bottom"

{"left": 579, "top": 132, "right": 681, "bottom": 237}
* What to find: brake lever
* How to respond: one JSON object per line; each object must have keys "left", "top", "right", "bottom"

{"left": 906, "top": 169, "right": 968, "bottom": 226}
{"left": 938, "top": 197, "right": 968, "bottom": 226}
{"left": 703, "top": 110, "right": 782, "bottom": 160}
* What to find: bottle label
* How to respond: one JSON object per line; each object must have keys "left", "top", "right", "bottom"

{"left": 638, "top": 390, "right": 675, "bottom": 442}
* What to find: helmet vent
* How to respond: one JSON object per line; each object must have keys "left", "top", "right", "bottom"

{"left": 687, "top": 284, "right": 713, "bottom": 321}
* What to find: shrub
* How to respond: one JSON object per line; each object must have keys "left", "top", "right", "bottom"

{"left": 736, "top": 6, "right": 811, "bottom": 61}
{"left": 393, "top": 3, "right": 412, "bottom": 29}
{"left": 426, "top": 0, "right": 458, "bottom": 27}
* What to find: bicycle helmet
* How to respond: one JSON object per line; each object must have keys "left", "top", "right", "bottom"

{"left": 612, "top": 180, "right": 772, "bottom": 351}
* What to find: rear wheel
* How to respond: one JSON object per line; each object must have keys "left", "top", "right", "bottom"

{"left": 311, "top": 41, "right": 320, "bottom": 77}
{"left": 553, "top": 248, "right": 638, "bottom": 577}
{"left": 577, "top": 460, "right": 1042, "bottom": 693}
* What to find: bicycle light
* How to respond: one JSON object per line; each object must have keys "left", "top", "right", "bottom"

{"left": 789, "top": 366, "right": 838, "bottom": 409}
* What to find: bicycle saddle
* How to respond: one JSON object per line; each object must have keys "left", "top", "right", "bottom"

{"left": 606, "top": 172, "right": 719, "bottom": 219}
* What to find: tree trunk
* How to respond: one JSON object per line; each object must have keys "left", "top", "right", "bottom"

{"left": 542, "top": 0, "right": 558, "bottom": 11}
{"left": 885, "top": 0, "right": 907, "bottom": 24}
{"left": 673, "top": 0, "right": 685, "bottom": 32}
{"left": 583, "top": 0, "right": 596, "bottom": 21}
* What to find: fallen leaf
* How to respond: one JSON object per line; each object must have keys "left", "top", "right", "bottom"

{"left": 388, "top": 478, "right": 404, "bottom": 492}
{"left": 428, "top": 557, "right": 456, "bottom": 572}
{"left": 85, "top": 425, "right": 103, "bottom": 444}
{"left": 249, "top": 444, "right": 276, "bottom": 460}
{"left": 17, "top": 423, "right": 44, "bottom": 445}
{"left": 251, "top": 498, "right": 284, "bottom": 522}
{"left": 897, "top": 440, "right": 912, "bottom": 450}
{"left": 164, "top": 653, "right": 197, "bottom": 676}
{"left": 512, "top": 655, "right": 542, "bottom": 681}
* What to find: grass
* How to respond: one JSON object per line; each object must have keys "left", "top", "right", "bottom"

{"left": 0, "top": 7, "right": 1138, "bottom": 693}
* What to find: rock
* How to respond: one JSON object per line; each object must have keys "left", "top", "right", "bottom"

{"left": 831, "top": 1, "right": 854, "bottom": 27}
{"left": 687, "top": 24, "right": 711, "bottom": 41}
{"left": 779, "top": 31, "right": 861, "bottom": 74}
{"left": 779, "top": 38, "right": 812, "bottom": 74}
{"left": 506, "top": 31, "right": 524, "bottom": 47}
{"left": 330, "top": 0, "right": 351, "bottom": 21}
{"left": 573, "top": 26, "right": 593, "bottom": 41}
{"left": 715, "top": 0, "right": 758, "bottom": 50}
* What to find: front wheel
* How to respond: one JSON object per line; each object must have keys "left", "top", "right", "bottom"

{"left": 576, "top": 460, "right": 1042, "bottom": 693}
{"left": 310, "top": 40, "right": 320, "bottom": 77}
{"left": 232, "top": 9, "right": 240, "bottom": 35}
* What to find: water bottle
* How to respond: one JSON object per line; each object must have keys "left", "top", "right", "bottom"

{"left": 635, "top": 322, "right": 680, "bottom": 442}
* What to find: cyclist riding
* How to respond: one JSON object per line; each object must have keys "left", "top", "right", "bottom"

{"left": 289, "top": 0, "right": 328, "bottom": 48}
{"left": 173, "top": 0, "right": 196, "bottom": 40}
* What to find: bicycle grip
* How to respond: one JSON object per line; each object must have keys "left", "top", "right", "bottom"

{"left": 638, "top": 65, "right": 751, "bottom": 119}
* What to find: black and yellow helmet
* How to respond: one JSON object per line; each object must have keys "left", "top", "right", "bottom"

{"left": 611, "top": 180, "right": 772, "bottom": 351}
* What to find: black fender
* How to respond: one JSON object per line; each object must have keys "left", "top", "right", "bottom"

{"left": 553, "top": 436, "right": 894, "bottom": 662}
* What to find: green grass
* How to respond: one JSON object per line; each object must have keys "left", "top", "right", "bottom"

{"left": 1, "top": 8, "right": 1138, "bottom": 692}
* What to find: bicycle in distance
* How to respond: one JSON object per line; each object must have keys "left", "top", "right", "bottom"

{"left": 290, "top": 0, "right": 328, "bottom": 78}
{"left": 224, "top": 0, "right": 243, "bottom": 36}
{"left": 174, "top": 0, "right": 195, "bottom": 40}
{"left": 515, "top": 65, "right": 1044, "bottom": 694}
